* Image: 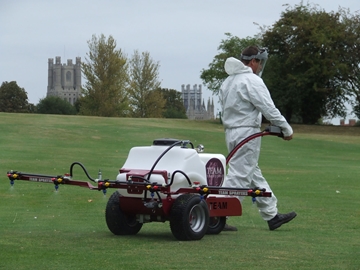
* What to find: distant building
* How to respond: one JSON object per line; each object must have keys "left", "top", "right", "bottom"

{"left": 47, "top": 56, "right": 81, "bottom": 105}
{"left": 181, "top": 84, "right": 214, "bottom": 120}
{"left": 340, "top": 119, "right": 356, "bottom": 126}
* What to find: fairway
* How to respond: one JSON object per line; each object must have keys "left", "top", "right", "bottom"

{"left": 1, "top": 113, "right": 360, "bottom": 270}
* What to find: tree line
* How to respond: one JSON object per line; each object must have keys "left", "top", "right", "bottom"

{"left": 0, "top": 34, "right": 187, "bottom": 119}
{"left": 2, "top": 3, "right": 360, "bottom": 124}
{"left": 201, "top": 3, "right": 360, "bottom": 124}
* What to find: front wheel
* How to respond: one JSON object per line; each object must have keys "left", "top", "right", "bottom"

{"left": 169, "top": 194, "right": 209, "bottom": 241}
{"left": 105, "top": 191, "right": 142, "bottom": 235}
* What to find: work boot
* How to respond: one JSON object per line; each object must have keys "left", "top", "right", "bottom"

{"left": 222, "top": 224, "right": 238, "bottom": 231}
{"left": 268, "top": 211, "right": 297, "bottom": 231}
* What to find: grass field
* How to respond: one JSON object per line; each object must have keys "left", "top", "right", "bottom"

{"left": 1, "top": 113, "right": 360, "bottom": 270}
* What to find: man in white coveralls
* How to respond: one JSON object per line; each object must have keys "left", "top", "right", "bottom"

{"left": 219, "top": 46, "right": 297, "bottom": 231}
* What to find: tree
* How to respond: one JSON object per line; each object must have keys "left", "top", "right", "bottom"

{"left": 160, "top": 88, "right": 187, "bottom": 118}
{"left": 341, "top": 9, "right": 360, "bottom": 119}
{"left": 80, "top": 34, "right": 129, "bottom": 117}
{"left": 200, "top": 33, "right": 260, "bottom": 95}
{"left": 201, "top": 5, "right": 360, "bottom": 124}
{"left": 0, "top": 81, "right": 29, "bottom": 112}
{"left": 37, "top": 96, "right": 77, "bottom": 115}
{"left": 128, "top": 50, "right": 165, "bottom": 117}
{"left": 262, "top": 3, "right": 360, "bottom": 124}
{"left": 144, "top": 88, "right": 166, "bottom": 118}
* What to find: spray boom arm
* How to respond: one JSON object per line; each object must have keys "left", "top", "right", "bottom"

{"left": 6, "top": 126, "right": 283, "bottom": 198}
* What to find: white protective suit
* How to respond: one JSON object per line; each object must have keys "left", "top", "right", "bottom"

{"left": 220, "top": 57, "right": 293, "bottom": 221}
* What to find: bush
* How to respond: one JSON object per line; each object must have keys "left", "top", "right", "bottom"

{"left": 37, "top": 96, "right": 77, "bottom": 115}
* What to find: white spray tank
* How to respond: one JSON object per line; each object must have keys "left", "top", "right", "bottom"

{"left": 116, "top": 139, "right": 226, "bottom": 198}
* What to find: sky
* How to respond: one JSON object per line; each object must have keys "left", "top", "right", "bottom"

{"left": 1, "top": 0, "right": 359, "bottom": 124}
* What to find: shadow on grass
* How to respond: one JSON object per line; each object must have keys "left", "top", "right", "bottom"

{"left": 115, "top": 232, "right": 175, "bottom": 242}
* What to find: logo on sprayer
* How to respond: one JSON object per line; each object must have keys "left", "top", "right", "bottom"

{"left": 205, "top": 158, "right": 224, "bottom": 187}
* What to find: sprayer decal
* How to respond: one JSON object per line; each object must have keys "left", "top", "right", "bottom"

{"left": 205, "top": 158, "right": 224, "bottom": 187}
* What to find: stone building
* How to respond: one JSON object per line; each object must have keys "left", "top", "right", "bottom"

{"left": 181, "top": 84, "right": 214, "bottom": 120}
{"left": 340, "top": 119, "right": 356, "bottom": 126}
{"left": 47, "top": 56, "right": 81, "bottom": 105}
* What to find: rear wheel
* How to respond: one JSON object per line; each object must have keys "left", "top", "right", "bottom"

{"left": 206, "top": 216, "right": 226, "bottom": 234}
{"left": 169, "top": 194, "right": 209, "bottom": 241}
{"left": 105, "top": 191, "right": 142, "bottom": 235}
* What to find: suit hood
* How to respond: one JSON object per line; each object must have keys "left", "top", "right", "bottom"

{"left": 224, "top": 57, "right": 252, "bottom": 76}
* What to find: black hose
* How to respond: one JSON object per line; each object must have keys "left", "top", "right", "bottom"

{"left": 146, "top": 140, "right": 183, "bottom": 181}
{"left": 167, "top": 170, "right": 192, "bottom": 187}
{"left": 144, "top": 141, "right": 194, "bottom": 204}
{"left": 69, "top": 162, "right": 97, "bottom": 182}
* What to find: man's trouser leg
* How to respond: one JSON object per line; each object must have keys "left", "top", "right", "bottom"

{"left": 224, "top": 127, "right": 277, "bottom": 220}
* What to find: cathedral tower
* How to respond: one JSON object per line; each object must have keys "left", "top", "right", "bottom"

{"left": 181, "top": 84, "right": 214, "bottom": 120}
{"left": 47, "top": 56, "right": 81, "bottom": 105}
